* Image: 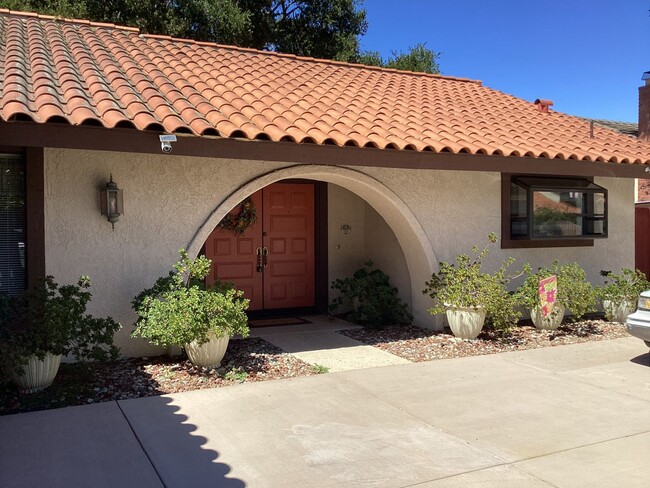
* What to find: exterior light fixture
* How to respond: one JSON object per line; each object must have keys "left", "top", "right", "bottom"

{"left": 100, "top": 174, "right": 123, "bottom": 230}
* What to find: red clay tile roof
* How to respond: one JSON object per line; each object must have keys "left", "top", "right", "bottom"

{"left": 2, "top": 9, "right": 650, "bottom": 164}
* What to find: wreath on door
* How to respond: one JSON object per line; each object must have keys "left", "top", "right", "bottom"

{"left": 218, "top": 197, "right": 257, "bottom": 236}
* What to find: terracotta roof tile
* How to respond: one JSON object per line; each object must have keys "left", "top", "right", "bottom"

{"left": 1, "top": 9, "right": 650, "bottom": 164}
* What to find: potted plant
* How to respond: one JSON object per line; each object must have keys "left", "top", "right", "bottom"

{"left": 0, "top": 276, "right": 121, "bottom": 392}
{"left": 515, "top": 261, "right": 597, "bottom": 330}
{"left": 132, "top": 250, "right": 250, "bottom": 368}
{"left": 597, "top": 268, "right": 650, "bottom": 323}
{"left": 423, "top": 233, "right": 520, "bottom": 339}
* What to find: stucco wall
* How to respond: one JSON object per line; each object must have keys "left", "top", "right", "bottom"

{"left": 363, "top": 204, "right": 412, "bottom": 306}
{"left": 327, "top": 184, "right": 367, "bottom": 303}
{"left": 44, "top": 148, "right": 635, "bottom": 356}
{"left": 327, "top": 185, "right": 412, "bottom": 309}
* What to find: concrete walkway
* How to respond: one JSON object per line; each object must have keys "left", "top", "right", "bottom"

{"left": 251, "top": 316, "right": 410, "bottom": 372}
{"left": 1, "top": 337, "right": 649, "bottom": 487}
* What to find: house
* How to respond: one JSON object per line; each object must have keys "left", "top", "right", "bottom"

{"left": 1, "top": 10, "right": 649, "bottom": 356}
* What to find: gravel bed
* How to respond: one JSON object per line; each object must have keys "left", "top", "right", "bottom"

{"left": 0, "top": 337, "right": 316, "bottom": 416}
{"left": 338, "top": 318, "right": 630, "bottom": 362}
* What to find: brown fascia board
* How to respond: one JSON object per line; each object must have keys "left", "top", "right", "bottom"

{"left": 0, "top": 121, "right": 647, "bottom": 178}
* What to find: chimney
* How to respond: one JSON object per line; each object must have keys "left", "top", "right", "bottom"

{"left": 639, "top": 71, "right": 650, "bottom": 141}
{"left": 534, "top": 99, "right": 553, "bottom": 113}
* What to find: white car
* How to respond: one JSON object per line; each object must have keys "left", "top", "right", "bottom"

{"left": 626, "top": 290, "right": 650, "bottom": 348}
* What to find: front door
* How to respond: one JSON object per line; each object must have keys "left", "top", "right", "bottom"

{"left": 205, "top": 183, "right": 315, "bottom": 311}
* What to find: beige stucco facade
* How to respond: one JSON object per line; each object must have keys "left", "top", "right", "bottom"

{"left": 43, "top": 148, "right": 635, "bottom": 356}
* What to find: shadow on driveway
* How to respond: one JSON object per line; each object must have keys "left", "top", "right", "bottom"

{"left": 629, "top": 350, "right": 650, "bottom": 367}
{"left": 119, "top": 394, "right": 246, "bottom": 488}
{"left": 0, "top": 394, "right": 245, "bottom": 488}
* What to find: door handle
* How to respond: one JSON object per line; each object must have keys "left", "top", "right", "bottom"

{"left": 256, "top": 247, "right": 263, "bottom": 273}
{"left": 262, "top": 247, "right": 269, "bottom": 268}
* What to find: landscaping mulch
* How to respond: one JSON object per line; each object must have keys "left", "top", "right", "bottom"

{"left": 0, "top": 337, "right": 316, "bottom": 416}
{"left": 338, "top": 318, "right": 630, "bottom": 362}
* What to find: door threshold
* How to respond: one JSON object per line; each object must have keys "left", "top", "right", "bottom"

{"left": 248, "top": 317, "right": 312, "bottom": 328}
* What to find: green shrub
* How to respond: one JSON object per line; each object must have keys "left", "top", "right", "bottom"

{"left": 515, "top": 260, "right": 597, "bottom": 321}
{"left": 597, "top": 268, "right": 650, "bottom": 304}
{"left": 423, "top": 233, "right": 520, "bottom": 332}
{"left": 0, "top": 276, "right": 120, "bottom": 376}
{"left": 132, "top": 250, "right": 250, "bottom": 348}
{"left": 311, "top": 364, "right": 329, "bottom": 374}
{"left": 329, "top": 261, "right": 412, "bottom": 328}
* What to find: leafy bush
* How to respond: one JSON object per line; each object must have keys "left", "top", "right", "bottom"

{"left": 423, "top": 233, "right": 520, "bottom": 332}
{"left": 0, "top": 276, "right": 120, "bottom": 376}
{"left": 597, "top": 268, "right": 650, "bottom": 304}
{"left": 329, "top": 261, "right": 412, "bottom": 328}
{"left": 515, "top": 260, "right": 597, "bottom": 321}
{"left": 132, "top": 250, "right": 250, "bottom": 348}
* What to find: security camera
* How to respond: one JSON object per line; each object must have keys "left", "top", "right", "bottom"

{"left": 159, "top": 134, "right": 177, "bottom": 153}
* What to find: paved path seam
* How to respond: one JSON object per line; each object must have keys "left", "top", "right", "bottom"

{"left": 397, "top": 462, "right": 558, "bottom": 488}
{"left": 116, "top": 400, "right": 167, "bottom": 488}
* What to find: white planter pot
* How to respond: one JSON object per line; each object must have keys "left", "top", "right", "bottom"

{"left": 445, "top": 306, "right": 486, "bottom": 339}
{"left": 13, "top": 353, "right": 62, "bottom": 393}
{"left": 184, "top": 332, "right": 230, "bottom": 368}
{"left": 603, "top": 299, "right": 636, "bottom": 323}
{"left": 530, "top": 304, "right": 566, "bottom": 330}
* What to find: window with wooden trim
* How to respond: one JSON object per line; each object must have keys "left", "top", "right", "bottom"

{"left": 502, "top": 175, "right": 607, "bottom": 248}
{"left": 0, "top": 155, "right": 26, "bottom": 295}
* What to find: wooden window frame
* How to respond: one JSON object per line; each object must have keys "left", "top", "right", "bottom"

{"left": 0, "top": 146, "right": 45, "bottom": 290}
{"left": 501, "top": 173, "right": 605, "bottom": 249}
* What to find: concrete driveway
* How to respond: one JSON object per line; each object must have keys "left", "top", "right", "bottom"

{"left": 1, "top": 337, "right": 649, "bottom": 487}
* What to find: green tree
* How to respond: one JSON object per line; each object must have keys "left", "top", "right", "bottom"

{"left": 358, "top": 43, "right": 441, "bottom": 74}
{"left": 2, "top": 0, "right": 86, "bottom": 17}
{"left": 1, "top": 0, "right": 440, "bottom": 73}
{"left": 238, "top": 0, "right": 368, "bottom": 61}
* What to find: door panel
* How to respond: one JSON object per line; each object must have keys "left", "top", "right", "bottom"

{"left": 263, "top": 184, "right": 315, "bottom": 309}
{"left": 205, "top": 183, "right": 315, "bottom": 311}
{"left": 205, "top": 191, "right": 263, "bottom": 311}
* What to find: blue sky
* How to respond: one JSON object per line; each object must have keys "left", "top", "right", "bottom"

{"left": 360, "top": 0, "right": 649, "bottom": 122}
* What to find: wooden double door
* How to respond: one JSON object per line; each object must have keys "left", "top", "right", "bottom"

{"left": 205, "top": 183, "right": 316, "bottom": 311}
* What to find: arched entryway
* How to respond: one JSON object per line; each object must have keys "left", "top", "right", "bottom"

{"left": 187, "top": 165, "right": 438, "bottom": 328}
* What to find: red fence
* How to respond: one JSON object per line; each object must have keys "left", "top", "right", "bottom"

{"left": 636, "top": 206, "right": 650, "bottom": 279}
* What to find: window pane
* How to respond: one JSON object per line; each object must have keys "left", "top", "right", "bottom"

{"left": 511, "top": 219, "right": 528, "bottom": 238}
{"left": 533, "top": 191, "right": 583, "bottom": 237}
{"left": 0, "top": 156, "right": 26, "bottom": 295}
{"left": 584, "top": 218, "right": 606, "bottom": 236}
{"left": 510, "top": 182, "right": 527, "bottom": 217}
{"left": 593, "top": 193, "right": 605, "bottom": 214}
{"left": 532, "top": 190, "right": 606, "bottom": 237}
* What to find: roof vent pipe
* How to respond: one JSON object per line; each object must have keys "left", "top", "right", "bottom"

{"left": 639, "top": 71, "right": 650, "bottom": 141}
{"left": 534, "top": 99, "right": 553, "bottom": 113}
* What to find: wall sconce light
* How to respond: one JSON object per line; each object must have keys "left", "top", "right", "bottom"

{"left": 100, "top": 174, "right": 123, "bottom": 230}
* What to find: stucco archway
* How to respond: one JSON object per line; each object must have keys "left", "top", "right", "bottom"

{"left": 187, "top": 165, "right": 439, "bottom": 329}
